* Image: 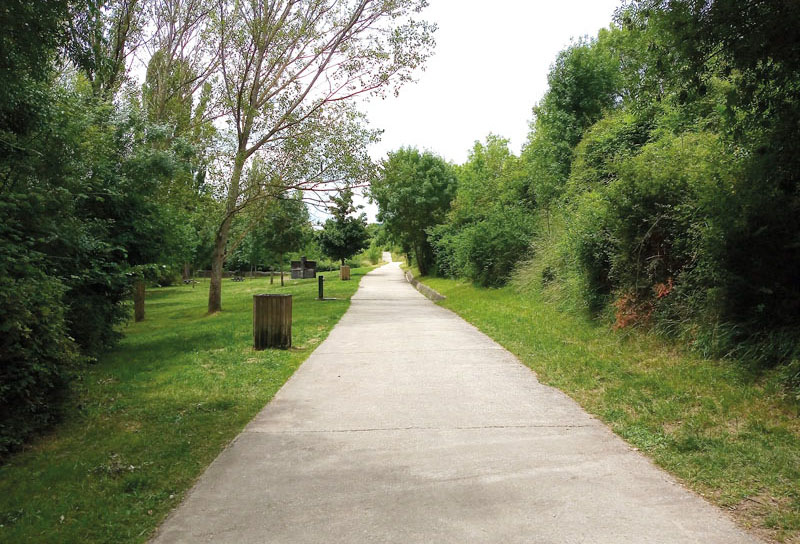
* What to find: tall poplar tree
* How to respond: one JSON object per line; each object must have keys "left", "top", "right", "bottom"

{"left": 204, "top": 0, "right": 435, "bottom": 312}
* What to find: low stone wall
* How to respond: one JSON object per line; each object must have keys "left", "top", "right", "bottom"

{"left": 404, "top": 269, "right": 446, "bottom": 302}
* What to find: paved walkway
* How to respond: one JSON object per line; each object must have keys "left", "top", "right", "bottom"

{"left": 152, "top": 263, "right": 760, "bottom": 543}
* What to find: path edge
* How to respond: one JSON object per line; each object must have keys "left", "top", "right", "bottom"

{"left": 404, "top": 269, "right": 446, "bottom": 301}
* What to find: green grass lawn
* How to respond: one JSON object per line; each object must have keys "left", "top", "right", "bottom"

{"left": 0, "top": 268, "right": 372, "bottom": 543}
{"left": 418, "top": 274, "right": 800, "bottom": 543}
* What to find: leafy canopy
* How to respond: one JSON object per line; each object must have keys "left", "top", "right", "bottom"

{"left": 371, "top": 147, "right": 456, "bottom": 274}
{"left": 317, "top": 188, "right": 370, "bottom": 266}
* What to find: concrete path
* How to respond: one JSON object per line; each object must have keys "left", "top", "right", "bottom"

{"left": 152, "top": 263, "right": 760, "bottom": 543}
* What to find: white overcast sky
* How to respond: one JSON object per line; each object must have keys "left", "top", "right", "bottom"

{"left": 350, "top": 0, "right": 623, "bottom": 221}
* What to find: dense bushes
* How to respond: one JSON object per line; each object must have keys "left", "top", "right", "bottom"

{"left": 517, "top": 2, "right": 800, "bottom": 379}
{"left": 568, "top": 131, "right": 742, "bottom": 332}
{"left": 431, "top": 206, "right": 535, "bottom": 287}
{"left": 0, "top": 3, "right": 213, "bottom": 453}
{"left": 425, "top": 135, "right": 534, "bottom": 286}
{"left": 0, "top": 273, "right": 77, "bottom": 455}
{"left": 0, "top": 197, "right": 79, "bottom": 455}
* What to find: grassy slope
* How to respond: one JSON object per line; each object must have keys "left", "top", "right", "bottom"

{"left": 0, "top": 269, "right": 371, "bottom": 543}
{"left": 418, "top": 274, "right": 800, "bottom": 543}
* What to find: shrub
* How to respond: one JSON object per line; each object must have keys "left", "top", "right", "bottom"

{"left": 0, "top": 273, "right": 79, "bottom": 457}
{"left": 0, "top": 197, "right": 80, "bottom": 456}
{"left": 432, "top": 206, "right": 535, "bottom": 287}
{"left": 566, "top": 110, "right": 653, "bottom": 197}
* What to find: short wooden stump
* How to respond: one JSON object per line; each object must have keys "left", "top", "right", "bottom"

{"left": 340, "top": 265, "right": 351, "bottom": 280}
{"left": 253, "top": 294, "right": 292, "bottom": 350}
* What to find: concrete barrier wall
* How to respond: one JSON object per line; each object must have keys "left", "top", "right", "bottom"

{"left": 404, "top": 269, "right": 446, "bottom": 302}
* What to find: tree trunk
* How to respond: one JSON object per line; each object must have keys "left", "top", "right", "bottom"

{"left": 208, "top": 151, "right": 246, "bottom": 313}
{"left": 134, "top": 280, "right": 145, "bottom": 322}
{"left": 280, "top": 253, "right": 284, "bottom": 286}
{"left": 182, "top": 263, "right": 191, "bottom": 281}
{"left": 270, "top": 269, "right": 274, "bottom": 284}
{"left": 208, "top": 228, "right": 228, "bottom": 313}
{"left": 415, "top": 243, "right": 428, "bottom": 276}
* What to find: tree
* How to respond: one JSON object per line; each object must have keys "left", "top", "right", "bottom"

{"left": 260, "top": 193, "right": 313, "bottom": 286}
{"left": 522, "top": 35, "right": 621, "bottom": 210}
{"left": 139, "top": 1, "right": 220, "bottom": 280}
{"left": 428, "top": 135, "right": 534, "bottom": 285}
{"left": 448, "top": 134, "right": 529, "bottom": 225}
{"left": 317, "top": 189, "right": 370, "bottom": 267}
{"left": 0, "top": 0, "right": 191, "bottom": 452}
{"left": 0, "top": 0, "right": 79, "bottom": 455}
{"left": 203, "top": 0, "right": 435, "bottom": 312}
{"left": 371, "top": 148, "right": 456, "bottom": 275}
{"left": 67, "top": 0, "right": 146, "bottom": 98}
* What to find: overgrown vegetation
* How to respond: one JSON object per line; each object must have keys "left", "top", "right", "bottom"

{"left": 374, "top": 1, "right": 800, "bottom": 396}
{"left": 0, "top": 271, "right": 371, "bottom": 543}
{"left": 317, "top": 188, "right": 371, "bottom": 266}
{"left": 0, "top": 0, "right": 431, "bottom": 454}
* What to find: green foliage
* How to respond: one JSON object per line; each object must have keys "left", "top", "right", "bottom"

{"left": 0, "top": 195, "right": 80, "bottom": 457}
{"left": 509, "top": 3, "right": 800, "bottom": 383}
{"left": 371, "top": 148, "right": 456, "bottom": 275}
{"left": 566, "top": 110, "right": 653, "bottom": 197}
{"left": 429, "top": 135, "right": 534, "bottom": 286}
{"left": 522, "top": 34, "right": 622, "bottom": 208}
{"left": 1, "top": 1, "right": 214, "bottom": 451}
{"left": 43, "top": 91, "right": 192, "bottom": 353}
{"left": 228, "top": 192, "right": 312, "bottom": 273}
{"left": 1, "top": 83, "right": 206, "bottom": 451}
{"left": 431, "top": 205, "right": 535, "bottom": 287}
{"left": 0, "top": 1, "right": 79, "bottom": 453}
{"left": 576, "top": 132, "right": 737, "bottom": 292}
{"left": 356, "top": 236, "right": 384, "bottom": 266}
{"left": 618, "top": 1, "right": 800, "bottom": 337}
{"left": 448, "top": 134, "right": 530, "bottom": 224}
{"left": 317, "top": 189, "right": 370, "bottom": 266}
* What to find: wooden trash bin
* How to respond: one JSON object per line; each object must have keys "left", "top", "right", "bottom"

{"left": 340, "top": 265, "right": 351, "bottom": 280}
{"left": 253, "top": 294, "right": 292, "bottom": 350}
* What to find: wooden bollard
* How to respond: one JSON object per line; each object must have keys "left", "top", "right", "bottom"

{"left": 253, "top": 294, "right": 292, "bottom": 350}
{"left": 134, "top": 280, "right": 145, "bottom": 322}
{"left": 340, "top": 265, "right": 350, "bottom": 280}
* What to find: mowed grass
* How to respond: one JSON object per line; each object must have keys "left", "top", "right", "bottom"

{"left": 0, "top": 268, "right": 373, "bottom": 543}
{"left": 418, "top": 274, "right": 800, "bottom": 543}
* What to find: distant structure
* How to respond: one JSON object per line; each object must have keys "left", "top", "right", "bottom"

{"left": 290, "top": 256, "right": 317, "bottom": 279}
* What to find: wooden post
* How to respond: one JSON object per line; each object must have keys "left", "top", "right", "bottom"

{"left": 340, "top": 265, "right": 350, "bottom": 280}
{"left": 318, "top": 275, "right": 324, "bottom": 300}
{"left": 253, "top": 294, "right": 292, "bottom": 350}
{"left": 134, "top": 280, "right": 145, "bottom": 322}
